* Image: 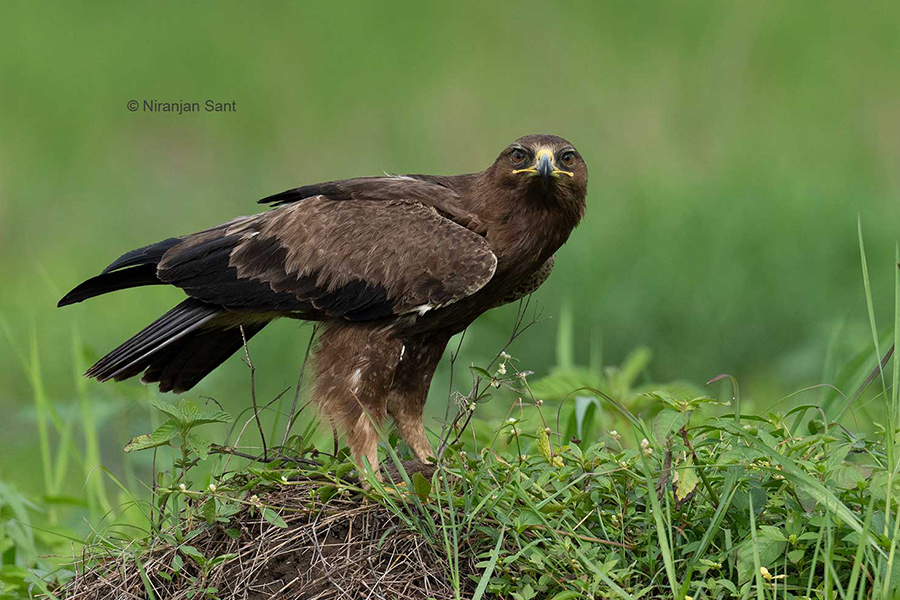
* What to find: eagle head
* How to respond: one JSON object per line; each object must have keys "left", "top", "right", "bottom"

{"left": 490, "top": 134, "right": 587, "bottom": 209}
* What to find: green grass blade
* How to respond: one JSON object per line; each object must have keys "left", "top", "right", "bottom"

{"left": 639, "top": 450, "right": 679, "bottom": 597}
{"left": 471, "top": 525, "right": 505, "bottom": 600}
{"left": 748, "top": 493, "right": 765, "bottom": 600}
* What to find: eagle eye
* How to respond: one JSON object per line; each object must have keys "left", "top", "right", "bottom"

{"left": 560, "top": 151, "right": 576, "bottom": 168}
{"left": 510, "top": 148, "right": 527, "bottom": 164}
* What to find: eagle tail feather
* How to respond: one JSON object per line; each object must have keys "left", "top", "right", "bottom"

{"left": 139, "top": 321, "right": 267, "bottom": 393}
{"left": 57, "top": 265, "right": 163, "bottom": 307}
{"left": 58, "top": 237, "right": 183, "bottom": 307}
{"left": 85, "top": 299, "right": 221, "bottom": 385}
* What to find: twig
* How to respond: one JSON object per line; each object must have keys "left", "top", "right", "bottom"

{"left": 437, "top": 297, "right": 544, "bottom": 457}
{"left": 282, "top": 323, "right": 319, "bottom": 448}
{"left": 440, "top": 329, "right": 468, "bottom": 444}
{"left": 240, "top": 325, "right": 268, "bottom": 461}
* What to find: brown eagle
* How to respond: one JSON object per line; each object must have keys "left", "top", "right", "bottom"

{"left": 58, "top": 134, "right": 588, "bottom": 477}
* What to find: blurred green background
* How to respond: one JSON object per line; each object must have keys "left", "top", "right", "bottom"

{"left": 2, "top": 1, "right": 900, "bottom": 499}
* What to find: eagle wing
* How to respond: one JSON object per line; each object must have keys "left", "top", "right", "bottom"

{"left": 258, "top": 175, "right": 487, "bottom": 235}
{"left": 153, "top": 184, "right": 496, "bottom": 321}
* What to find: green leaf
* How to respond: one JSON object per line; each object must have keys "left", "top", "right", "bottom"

{"left": 152, "top": 419, "right": 182, "bottom": 443}
{"left": 177, "top": 399, "right": 200, "bottom": 423}
{"left": 207, "top": 553, "right": 237, "bottom": 570}
{"left": 202, "top": 499, "right": 217, "bottom": 525}
{"left": 653, "top": 409, "right": 690, "bottom": 444}
{"left": 188, "top": 410, "right": 232, "bottom": 427}
{"left": 148, "top": 397, "right": 183, "bottom": 421}
{"left": 123, "top": 418, "right": 182, "bottom": 452}
{"left": 185, "top": 432, "right": 211, "bottom": 460}
{"left": 411, "top": 472, "right": 432, "bottom": 500}
{"left": 787, "top": 549, "right": 805, "bottom": 563}
{"left": 468, "top": 366, "right": 493, "bottom": 380}
{"left": 737, "top": 536, "right": 786, "bottom": 583}
{"left": 261, "top": 507, "right": 287, "bottom": 528}
{"left": 171, "top": 553, "right": 183, "bottom": 574}
{"left": 179, "top": 545, "right": 206, "bottom": 565}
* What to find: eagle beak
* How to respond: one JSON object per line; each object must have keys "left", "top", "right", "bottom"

{"left": 512, "top": 149, "right": 575, "bottom": 184}
{"left": 536, "top": 152, "right": 553, "bottom": 182}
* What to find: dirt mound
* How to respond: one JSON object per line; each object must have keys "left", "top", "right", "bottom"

{"left": 62, "top": 479, "right": 462, "bottom": 600}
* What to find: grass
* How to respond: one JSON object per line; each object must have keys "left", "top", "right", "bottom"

{"left": 4, "top": 233, "right": 900, "bottom": 598}
{"left": 3, "top": 256, "right": 900, "bottom": 598}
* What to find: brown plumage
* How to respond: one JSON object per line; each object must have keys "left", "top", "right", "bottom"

{"left": 58, "top": 134, "right": 588, "bottom": 477}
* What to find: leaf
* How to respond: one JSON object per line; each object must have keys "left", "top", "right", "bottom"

{"left": 737, "top": 536, "right": 786, "bottom": 583}
{"left": 202, "top": 499, "right": 217, "bottom": 525}
{"left": 185, "top": 432, "right": 211, "bottom": 460}
{"left": 573, "top": 396, "right": 600, "bottom": 441}
{"left": 206, "top": 553, "right": 237, "bottom": 570}
{"left": 468, "top": 366, "right": 492, "bottom": 380}
{"left": 148, "top": 397, "right": 183, "bottom": 421}
{"left": 653, "top": 409, "right": 690, "bottom": 445}
{"left": 179, "top": 545, "right": 206, "bottom": 565}
{"left": 185, "top": 410, "right": 232, "bottom": 428}
{"left": 224, "top": 528, "right": 241, "bottom": 540}
{"left": 177, "top": 399, "right": 200, "bottom": 423}
{"left": 411, "top": 472, "right": 432, "bottom": 500}
{"left": 787, "top": 549, "right": 805, "bottom": 563}
{"left": 123, "top": 418, "right": 181, "bottom": 453}
{"left": 171, "top": 553, "right": 183, "bottom": 574}
{"left": 675, "top": 456, "right": 699, "bottom": 501}
{"left": 261, "top": 507, "right": 287, "bottom": 528}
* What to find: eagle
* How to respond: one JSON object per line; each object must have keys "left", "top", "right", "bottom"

{"left": 58, "top": 134, "right": 588, "bottom": 478}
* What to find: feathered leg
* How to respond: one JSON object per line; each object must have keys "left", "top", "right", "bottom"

{"left": 386, "top": 331, "right": 452, "bottom": 463}
{"left": 312, "top": 321, "right": 402, "bottom": 480}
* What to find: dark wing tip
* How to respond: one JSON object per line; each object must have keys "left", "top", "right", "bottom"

{"left": 258, "top": 188, "right": 302, "bottom": 206}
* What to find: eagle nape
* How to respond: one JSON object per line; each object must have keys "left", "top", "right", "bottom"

{"left": 58, "top": 134, "right": 588, "bottom": 481}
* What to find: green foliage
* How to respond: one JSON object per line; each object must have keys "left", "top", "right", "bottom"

{"left": 394, "top": 390, "right": 900, "bottom": 599}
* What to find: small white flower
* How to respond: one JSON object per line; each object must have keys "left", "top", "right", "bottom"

{"left": 640, "top": 438, "right": 650, "bottom": 449}
{"left": 249, "top": 494, "right": 260, "bottom": 505}
{"left": 519, "top": 454, "right": 528, "bottom": 462}
{"left": 500, "top": 351, "right": 511, "bottom": 361}
{"left": 208, "top": 484, "right": 216, "bottom": 492}
{"left": 534, "top": 398, "right": 543, "bottom": 406}
{"left": 544, "top": 427, "right": 552, "bottom": 434}
{"left": 518, "top": 371, "right": 528, "bottom": 380}
{"left": 490, "top": 379, "right": 500, "bottom": 388}
{"left": 467, "top": 402, "right": 476, "bottom": 412}
{"left": 281, "top": 475, "right": 288, "bottom": 483}
{"left": 512, "top": 427, "right": 520, "bottom": 437}
{"left": 507, "top": 417, "right": 517, "bottom": 424}
{"left": 179, "top": 483, "right": 187, "bottom": 492}
{"left": 497, "top": 363, "right": 507, "bottom": 375}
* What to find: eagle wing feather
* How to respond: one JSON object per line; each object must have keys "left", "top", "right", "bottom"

{"left": 156, "top": 195, "right": 496, "bottom": 321}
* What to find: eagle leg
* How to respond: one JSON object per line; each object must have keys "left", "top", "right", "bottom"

{"left": 387, "top": 332, "right": 452, "bottom": 464}
{"left": 312, "top": 322, "right": 401, "bottom": 482}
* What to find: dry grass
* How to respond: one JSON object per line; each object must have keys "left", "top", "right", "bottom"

{"left": 61, "top": 477, "right": 464, "bottom": 600}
